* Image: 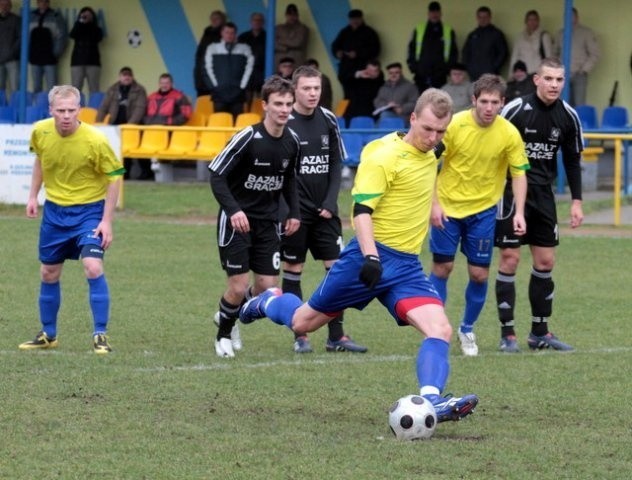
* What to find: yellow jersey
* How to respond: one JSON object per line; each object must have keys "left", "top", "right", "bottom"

{"left": 352, "top": 132, "right": 438, "bottom": 255}
{"left": 437, "top": 109, "right": 529, "bottom": 218}
{"left": 30, "top": 118, "right": 124, "bottom": 206}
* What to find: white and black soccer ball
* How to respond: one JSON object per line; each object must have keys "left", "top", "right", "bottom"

{"left": 388, "top": 394, "right": 437, "bottom": 440}
{"left": 127, "top": 30, "right": 142, "bottom": 48}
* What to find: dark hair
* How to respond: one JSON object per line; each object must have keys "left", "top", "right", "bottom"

{"left": 477, "top": 6, "right": 491, "bottom": 15}
{"left": 292, "top": 65, "right": 321, "bottom": 87}
{"left": 278, "top": 56, "right": 295, "bottom": 65}
{"left": 348, "top": 9, "right": 363, "bottom": 18}
{"left": 428, "top": 1, "right": 441, "bottom": 12}
{"left": 119, "top": 66, "right": 133, "bottom": 75}
{"left": 159, "top": 73, "right": 173, "bottom": 81}
{"left": 366, "top": 59, "right": 381, "bottom": 68}
{"left": 525, "top": 9, "right": 539, "bottom": 20}
{"left": 449, "top": 62, "right": 467, "bottom": 72}
{"left": 472, "top": 73, "right": 506, "bottom": 99}
{"left": 261, "top": 75, "right": 294, "bottom": 102}
{"left": 386, "top": 62, "right": 403, "bottom": 70}
{"left": 222, "top": 22, "right": 237, "bottom": 32}
{"left": 537, "top": 57, "right": 564, "bottom": 74}
{"left": 305, "top": 58, "right": 319, "bottom": 68}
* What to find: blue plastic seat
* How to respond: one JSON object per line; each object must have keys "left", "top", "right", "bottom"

{"left": 376, "top": 116, "right": 406, "bottom": 131}
{"left": 601, "top": 106, "right": 629, "bottom": 129}
{"left": 9, "top": 91, "right": 34, "bottom": 110}
{"left": 33, "top": 91, "right": 49, "bottom": 109}
{"left": 575, "top": 105, "right": 598, "bottom": 130}
{"left": 341, "top": 133, "right": 364, "bottom": 167}
{"left": 87, "top": 91, "right": 105, "bottom": 109}
{"left": 348, "top": 116, "right": 376, "bottom": 145}
{"left": 0, "top": 90, "right": 6, "bottom": 106}
{"left": 0, "top": 105, "right": 17, "bottom": 123}
{"left": 25, "top": 106, "right": 46, "bottom": 123}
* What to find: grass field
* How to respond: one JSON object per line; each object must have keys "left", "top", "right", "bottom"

{"left": 1, "top": 183, "right": 631, "bottom": 479}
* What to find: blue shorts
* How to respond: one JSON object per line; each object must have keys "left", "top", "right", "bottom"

{"left": 307, "top": 238, "right": 441, "bottom": 325}
{"left": 429, "top": 206, "right": 496, "bottom": 267}
{"left": 39, "top": 200, "right": 105, "bottom": 264}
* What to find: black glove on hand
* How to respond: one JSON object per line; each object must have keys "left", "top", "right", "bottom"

{"left": 359, "top": 255, "right": 382, "bottom": 289}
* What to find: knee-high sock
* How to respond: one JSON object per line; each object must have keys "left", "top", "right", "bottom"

{"left": 283, "top": 270, "right": 305, "bottom": 339}
{"left": 264, "top": 293, "right": 302, "bottom": 329}
{"left": 529, "top": 268, "right": 554, "bottom": 336}
{"left": 416, "top": 338, "right": 450, "bottom": 394}
{"left": 39, "top": 281, "right": 61, "bottom": 337}
{"left": 496, "top": 271, "right": 516, "bottom": 336}
{"left": 429, "top": 273, "right": 448, "bottom": 304}
{"left": 217, "top": 297, "right": 240, "bottom": 339}
{"left": 460, "top": 280, "right": 488, "bottom": 334}
{"left": 323, "top": 267, "right": 344, "bottom": 341}
{"left": 88, "top": 275, "right": 109, "bottom": 334}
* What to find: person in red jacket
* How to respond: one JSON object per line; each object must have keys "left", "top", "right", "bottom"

{"left": 141, "top": 73, "right": 192, "bottom": 180}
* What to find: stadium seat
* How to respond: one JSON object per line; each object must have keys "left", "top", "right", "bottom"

{"left": 0, "top": 105, "right": 16, "bottom": 123}
{"left": 234, "top": 112, "right": 261, "bottom": 129}
{"left": 33, "top": 91, "right": 49, "bottom": 110}
{"left": 334, "top": 99, "right": 349, "bottom": 117}
{"left": 377, "top": 116, "right": 406, "bottom": 131}
{"left": 185, "top": 110, "right": 206, "bottom": 126}
{"left": 341, "top": 133, "right": 363, "bottom": 167}
{"left": 349, "top": 115, "right": 376, "bottom": 144}
{"left": 87, "top": 91, "right": 105, "bottom": 109}
{"left": 9, "top": 91, "right": 34, "bottom": 110}
{"left": 159, "top": 130, "right": 199, "bottom": 157}
{"left": 206, "top": 112, "right": 233, "bottom": 127}
{"left": 25, "top": 106, "right": 46, "bottom": 123}
{"left": 195, "top": 95, "right": 214, "bottom": 117}
{"left": 575, "top": 105, "right": 598, "bottom": 130}
{"left": 126, "top": 129, "right": 169, "bottom": 157}
{"left": 120, "top": 127, "right": 141, "bottom": 156}
{"left": 196, "top": 130, "right": 228, "bottom": 158}
{"left": 601, "top": 106, "right": 629, "bottom": 129}
{"left": 78, "top": 107, "right": 98, "bottom": 124}
{"left": 0, "top": 90, "right": 6, "bottom": 106}
{"left": 336, "top": 116, "right": 346, "bottom": 129}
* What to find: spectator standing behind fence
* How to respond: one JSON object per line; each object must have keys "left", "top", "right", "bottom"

{"left": 343, "top": 59, "right": 384, "bottom": 123}
{"left": 194, "top": 10, "right": 226, "bottom": 97}
{"left": 554, "top": 8, "right": 600, "bottom": 106}
{"left": 372, "top": 62, "right": 418, "bottom": 126}
{"left": 238, "top": 12, "right": 266, "bottom": 110}
{"left": 96, "top": 66, "right": 147, "bottom": 179}
{"left": 331, "top": 9, "right": 381, "bottom": 99}
{"left": 204, "top": 22, "right": 254, "bottom": 119}
{"left": 462, "top": 6, "right": 508, "bottom": 81}
{"left": 508, "top": 10, "right": 553, "bottom": 77}
{"left": 440, "top": 63, "right": 473, "bottom": 113}
{"left": 0, "top": 0, "right": 20, "bottom": 97}
{"left": 275, "top": 4, "right": 309, "bottom": 68}
{"left": 29, "top": 0, "right": 67, "bottom": 93}
{"left": 505, "top": 61, "right": 535, "bottom": 102}
{"left": 407, "top": 2, "right": 458, "bottom": 93}
{"left": 69, "top": 7, "right": 103, "bottom": 95}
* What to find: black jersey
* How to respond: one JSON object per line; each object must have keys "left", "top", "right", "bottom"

{"left": 501, "top": 93, "right": 583, "bottom": 199}
{"left": 209, "top": 122, "right": 301, "bottom": 221}
{"left": 286, "top": 106, "right": 345, "bottom": 221}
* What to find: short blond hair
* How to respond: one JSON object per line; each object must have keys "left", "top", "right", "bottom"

{"left": 48, "top": 85, "right": 81, "bottom": 106}
{"left": 414, "top": 88, "right": 452, "bottom": 119}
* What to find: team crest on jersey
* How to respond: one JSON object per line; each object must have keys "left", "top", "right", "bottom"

{"left": 321, "top": 135, "right": 329, "bottom": 149}
{"left": 548, "top": 127, "right": 561, "bottom": 142}
{"left": 282, "top": 158, "right": 290, "bottom": 169}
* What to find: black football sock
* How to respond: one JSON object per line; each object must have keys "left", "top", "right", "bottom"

{"left": 529, "top": 268, "right": 554, "bottom": 336}
{"left": 282, "top": 270, "right": 304, "bottom": 340}
{"left": 216, "top": 297, "right": 240, "bottom": 339}
{"left": 496, "top": 271, "right": 516, "bottom": 337}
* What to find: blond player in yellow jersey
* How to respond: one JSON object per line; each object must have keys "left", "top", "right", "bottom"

{"left": 19, "top": 85, "right": 125, "bottom": 354}
{"left": 429, "top": 74, "right": 529, "bottom": 356}
{"left": 240, "top": 89, "right": 479, "bottom": 424}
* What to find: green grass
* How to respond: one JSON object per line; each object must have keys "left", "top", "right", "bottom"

{"left": 1, "top": 183, "right": 631, "bottom": 479}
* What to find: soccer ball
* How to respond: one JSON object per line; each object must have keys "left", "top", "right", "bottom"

{"left": 388, "top": 394, "right": 437, "bottom": 440}
{"left": 127, "top": 30, "right": 142, "bottom": 48}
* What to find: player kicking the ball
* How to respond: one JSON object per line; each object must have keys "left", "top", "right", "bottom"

{"left": 240, "top": 88, "right": 478, "bottom": 422}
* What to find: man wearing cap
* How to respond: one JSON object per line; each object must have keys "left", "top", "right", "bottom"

{"left": 331, "top": 9, "right": 381, "bottom": 99}
{"left": 96, "top": 67, "right": 147, "bottom": 179}
{"left": 505, "top": 60, "right": 535, "bottom": 101}
{"left": 275, "top": 4, "right": 309, "bottom": 68}
{"left": 440, "top": 62, "right": 472, "bottom": 112}
{"left": 407, "top": 1, "right": 458, "bottom": 93}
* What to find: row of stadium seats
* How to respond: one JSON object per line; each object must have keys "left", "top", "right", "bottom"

{"left": 575, "top": 105, "right": 629, "bottom": 130}
{"left": 341, "top": 115, "right": 407, "bottom": 167}
{"left": 0, "top": 90, "right": 105, "bottom": 110}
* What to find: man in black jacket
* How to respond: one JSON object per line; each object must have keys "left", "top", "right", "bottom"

{"left": 462, "top": 6, "right": 508, "bottom": 81}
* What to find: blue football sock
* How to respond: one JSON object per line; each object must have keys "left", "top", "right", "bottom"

{"left": 88, "top": 275, "right": 110, "bottom": 334}
{"left": 460, "top": 280, "right": 488, "bottom": 333}
{"left": 264, "top": 293, "right": 302, "bottom": 329}
{"left": 416, "top": 337, "right": 450, "bottom": 393}
{"left": 39, "top": 281, "right": 61, "bottom": 338}
{"left": 429, "top": 273, "right": 448, "bottom": 304}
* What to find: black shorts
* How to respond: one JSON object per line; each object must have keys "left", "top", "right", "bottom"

{"left": 281, "top": 216, "right": 343, "bottom": 264}
{"left": 217, "top": 212, "right": 281, "bottom": 276}
{"left": 495, "top": 184, "right": 559, "bottom": 248}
